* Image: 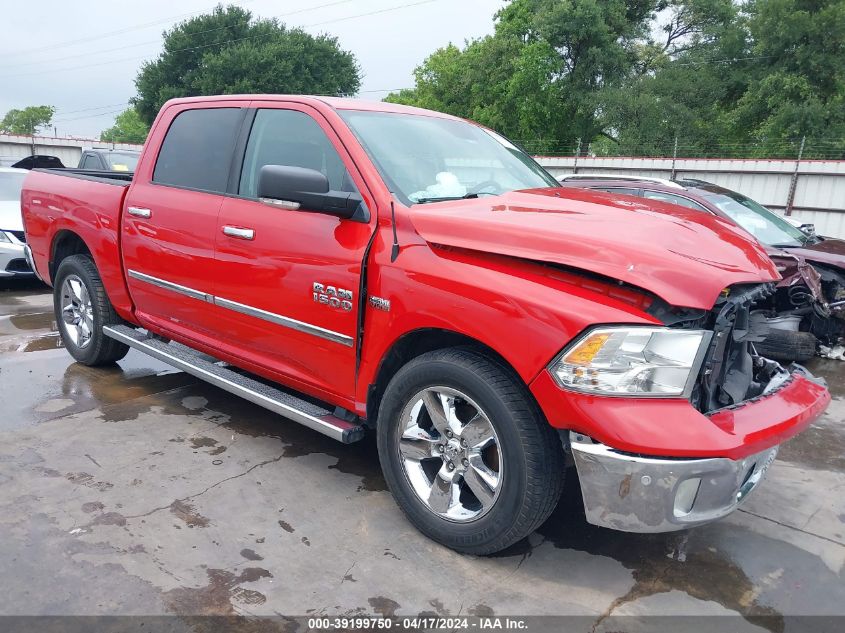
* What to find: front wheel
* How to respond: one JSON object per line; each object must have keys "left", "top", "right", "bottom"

{"left": 53, "top": 254, "right": 129, "bottom": 366}
{"left": 377, "top": 348, "right": 565, "bottom": 555}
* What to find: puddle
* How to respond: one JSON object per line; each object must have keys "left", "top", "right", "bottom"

{"left": 0, "top": 349, "right": 197, "bottom": 430}
{"left": 21, "top": 333, "right": 64, "bottom": 352}
{"left": 163, "top": 567, "right": 272, "bottom": 616}
{"left": 516, "top": 478, "right": 787, "bottom": 630}
{"left": 8, "top": 311, "right": 55, "bottom": 332}
{"left": 130, "top": 382, "right": 389, "bottom": 492}
{"left": 777, "top": 406, "right": 845, "bottom": 472}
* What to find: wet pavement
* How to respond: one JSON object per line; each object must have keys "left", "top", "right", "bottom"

{"left": 0, "top": 280, "right": 843, "bottom": 627}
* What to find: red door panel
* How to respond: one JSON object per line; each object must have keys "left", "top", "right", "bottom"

{"left": 211, "top": 103, "right": 376, "bottom": 400}
{"left": 122, "top": 102, "right": 250, "bottom": 338}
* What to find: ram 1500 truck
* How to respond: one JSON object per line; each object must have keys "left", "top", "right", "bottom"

{"left": 21, "top": 96, "right": 830, "bottom": 554}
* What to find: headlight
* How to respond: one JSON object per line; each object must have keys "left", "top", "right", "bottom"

{"left": 550, "top": 326, "right": 712, "bottom": 397}
{"left": 0, "top": 231, "right": 11, "bottom": 243}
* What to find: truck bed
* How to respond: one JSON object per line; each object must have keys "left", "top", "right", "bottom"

{"left": 21, "top": 167, "right": 135, "bottom": 319}
{"left": 34, "top": 167, "right": 134, "bottom": 185}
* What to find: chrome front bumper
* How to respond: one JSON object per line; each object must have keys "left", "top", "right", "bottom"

{"left": 570, "top": 431, "right": 779, "bottom": 532}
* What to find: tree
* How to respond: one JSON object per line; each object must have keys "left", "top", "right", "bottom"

{"left": 388, "top": 0, "right": 661, "bottom": 153}
{"left": 726, "top": 0, "right": 845, "bottom": 157}
{"left": 0, "top": 105, "right": 55, "bottom": 135}
{"left": 133, "top": 5, "right": 360, "bottom": 124}
{"left": 100, "top": 108, "right": 150, "bottom": 144}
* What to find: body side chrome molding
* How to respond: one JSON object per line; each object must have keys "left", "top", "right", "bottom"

{"left": 214, "top": 296, "right": 353, "bottom": 347}
{"left": 126, "top": 269, "right": 353, "bottom": 347}
{"left": 127, "top": 269, "right": 212, "bottom": 303}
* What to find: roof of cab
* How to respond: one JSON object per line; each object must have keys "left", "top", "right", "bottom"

{"left": 161, "top": 94, "right": 460, "bottom": 120}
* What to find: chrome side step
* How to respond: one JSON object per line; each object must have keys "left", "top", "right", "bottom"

{"left": 103, "top": 325, "right": 366, "bottom": 443}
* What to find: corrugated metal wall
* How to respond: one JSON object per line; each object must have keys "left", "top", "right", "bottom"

{"left": 536, "top": 156, "right": 845, "bottom": 239}
{"left": 0, "top": 134, "right": 143, "bottom": 169}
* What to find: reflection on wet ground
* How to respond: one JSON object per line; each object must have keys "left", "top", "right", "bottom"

{"left": 0, "top": 284, "right": 842, "bottom": 622}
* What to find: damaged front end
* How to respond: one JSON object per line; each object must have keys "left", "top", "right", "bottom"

{"left": 651, "top": 283, "right": 815, "bottom": 414}
{"left": 566, "top": 283, "right": 830, "bottom": 532}
{"left": 756, "top": 253, "right": 845, "bottom": 358}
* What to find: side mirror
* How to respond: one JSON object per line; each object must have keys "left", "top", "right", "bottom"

{"left": 799, "top": 223, "right": 816, "bottom": 237}
{"left": 257, "top": 165, "right": 367, "bottom": 221}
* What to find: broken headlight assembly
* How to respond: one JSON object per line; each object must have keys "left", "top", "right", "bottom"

{"left": 550, "top": 326, "right": 712, "bottom": 397}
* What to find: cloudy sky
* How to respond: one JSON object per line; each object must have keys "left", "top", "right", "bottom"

{"left": 0, "top": 0, "right": 504, "bottom": 138}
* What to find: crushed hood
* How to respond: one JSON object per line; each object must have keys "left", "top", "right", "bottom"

{"left": 777, "top": 237, "right": 845, "bottom": 271}
{"left": 409, "top": 188, "right": 780, "bottom": 310}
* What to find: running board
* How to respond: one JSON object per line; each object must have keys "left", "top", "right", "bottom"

{"left": 103, "top": 325, "right": 366, "bottom": 443}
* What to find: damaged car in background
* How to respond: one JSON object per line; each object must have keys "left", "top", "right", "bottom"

{"left": 558, "top": 175, "right": 845, "bottom": 362}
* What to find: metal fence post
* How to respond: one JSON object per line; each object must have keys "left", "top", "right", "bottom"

{"left": 785, "top": 136, "right": 805, "bottom": 216}
{"left": 573, "top": 138, "right": 581, "bottom": 174}
{"left": 670, "top": 136, "right": 679, "bottom": 180}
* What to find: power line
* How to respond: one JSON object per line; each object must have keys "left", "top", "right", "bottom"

{"left": 672, "top": 55, "right": 775, "bottom": 66}
{"left": 52, "top": 108, "right": 127, "bottom": 124}
{"left": 0, "top": 0, "right": 442, "bottom": 79}
{"left": 54, "top": 102, "right": 131, "bottom": 116}
{"left": 0, "top": 0, "right": 260, "bottom": 60}
{"left": 46, "top": 89, "right": 409, "bottom": 126}
{"left": 4, "top": 0, "right": 360, "bottom": 70}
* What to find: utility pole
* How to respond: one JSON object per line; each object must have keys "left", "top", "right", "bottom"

{"left": 785, "top": 136, "right": 805, "bottom": 217}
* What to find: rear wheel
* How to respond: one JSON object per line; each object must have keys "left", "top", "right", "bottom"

{"left": 377, "top": 348, "right": 564, "bottom": 555}
{"left": 53, "top": 255, "right": 129, "bottom": 366}
{"left": 755, "top": 329, "right": 817, "bottom": 363}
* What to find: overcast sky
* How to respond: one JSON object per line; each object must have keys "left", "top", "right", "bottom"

{"left": 0, "top": 0, "right": 505, "bottom": 138}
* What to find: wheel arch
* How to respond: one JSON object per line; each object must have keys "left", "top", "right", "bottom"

{"left": 50, "top": 229, "right": 92, "bottom": 282}
{"left": 365, "top": 327, "right": 537, "bottom": 427}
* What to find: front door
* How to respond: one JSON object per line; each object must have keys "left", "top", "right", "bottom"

{"left": 212, "top": 104, "right": 375, "bottom": 401}
{"left": 122, "top": 103, "right": 249, "bottom": 340}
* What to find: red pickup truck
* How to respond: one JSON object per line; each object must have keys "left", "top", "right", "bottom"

{"left": 21, "top": 96, "right": 830, "bottom": 554}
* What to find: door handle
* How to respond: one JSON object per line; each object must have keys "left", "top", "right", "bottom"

{"left": 222, "top": 226, "right": 255, "bottom": 240}
{"left": 127, "top": 206, "right": 152, "bottom": 219}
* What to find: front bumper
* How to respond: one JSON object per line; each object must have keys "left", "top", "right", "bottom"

{"left": 0, "top": 239, "right": 33, "bottom": 277}
{"left": 570, "top": 432, "right": 779, "bottom": 532}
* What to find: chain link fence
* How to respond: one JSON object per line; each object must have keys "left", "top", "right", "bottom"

{"left": 516, "top": 137, "right": 845, "bottom": 161}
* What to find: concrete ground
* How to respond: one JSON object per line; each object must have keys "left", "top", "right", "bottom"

{"left": 1, "top": 280, "right": 843, "bottom": 630}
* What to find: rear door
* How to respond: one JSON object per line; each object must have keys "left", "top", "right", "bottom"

{"left": 122, "top": 102, "right": 249, "bottom": 340}
{"left": 210, "top": 103, "right": 376, "bottom": 399}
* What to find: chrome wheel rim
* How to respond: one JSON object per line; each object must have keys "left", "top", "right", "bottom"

{"left": 60, "top": 275, "right": 93, "bottom": 349}
{"left": 396, "top": 386, "right": 502, "bottom": 522}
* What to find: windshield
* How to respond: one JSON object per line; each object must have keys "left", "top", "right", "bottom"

{"left": 702, "top": 191, "right": 807, "bottom": 247}
{"left": 338, "top": 110, "right": 558, "bottom": 204}
{"left": 0, "top": 172, "right": 26, "bottom": 201}
{"left": 106, "top": 152, "right": 140, "bottom": 172}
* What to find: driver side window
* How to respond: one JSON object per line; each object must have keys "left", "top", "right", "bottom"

{"left": 239, "top": 109, "right": 356, "bottom": 198}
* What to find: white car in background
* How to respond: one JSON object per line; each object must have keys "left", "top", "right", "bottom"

{"left": 0, "top": 167, "right": 35, "bottom": 278}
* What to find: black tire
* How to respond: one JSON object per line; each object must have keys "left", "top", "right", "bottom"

{"left": 53, "top": 254, "right": 129, "bottom": 366}
{"left": 755, "top": 329, "right": 817, "bottom": 363}
{"left": 377, "top": 348, "right": 565, "bottom": 555}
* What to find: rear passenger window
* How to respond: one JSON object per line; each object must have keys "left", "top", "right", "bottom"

{"left": 598, "top": 187, "right": 639, "bottom": 196}
{"left": 153, "top": 108, "right": 243, "bottom": 193}
{"left": 81, "top": 155, "right": 99, "bottom": 170}
{"left": 642, "top": 190, "right": 708, "bottom": 211}
{"left": 239, "top": 109, "right": 355, "bottom": 198}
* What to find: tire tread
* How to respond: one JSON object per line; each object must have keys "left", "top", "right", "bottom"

{"left": 54, "top": 254, "right": 129, "bottom": 365}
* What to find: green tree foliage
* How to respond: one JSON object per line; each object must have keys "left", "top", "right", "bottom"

{"left": 728, "top": 0, "right": 845, "bottom": 155}
{"left": 389, "top": 0, "right": 845, "bottom": 158}
{"left": 0, "top": 105, "right": 55, "bottom": 135}
{"left": 133, "top": 4, "right": 360, "bottom": 125}
{"left": 100, "top": 108, "right": 150, "bottom": 144}
{"left": 388, "top": 0, "right": 659, "bottom": 154}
